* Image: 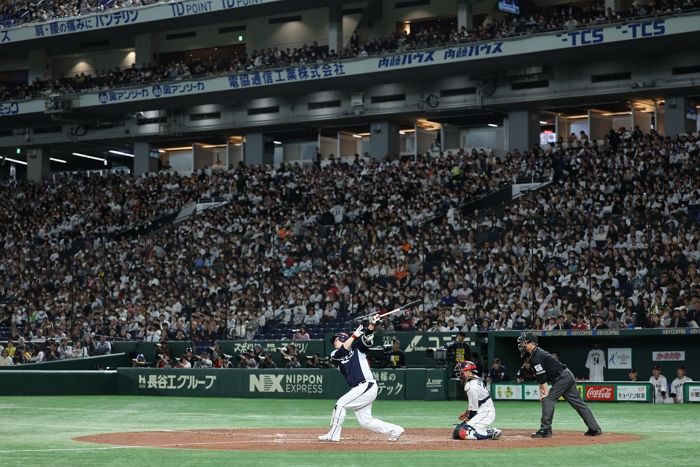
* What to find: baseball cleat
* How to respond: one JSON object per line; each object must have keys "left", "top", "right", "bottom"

{"left": 388, "top": 428, "right": 405, "bottom": 442}
{"left": 318, "top": 433, "right": 339, "bottom": 442}
{"left": 489, "top": 429, "right": 502, "bottom": 440}
{"left": 584, "top": 428, "right": 603, "bottom": 436}
{"left": 531, "top": 429, "right": 552, "bottom": 438}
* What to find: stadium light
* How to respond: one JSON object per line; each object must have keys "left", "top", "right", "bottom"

{"left": 4, "top": 157, "right": 27, "bottom": 165}
{"left": 352, "top": 134, "right": 363, "bottom": 139}
{"left": 108, "top": 150, "right": 135, "bottom": 157}
{"left": 273, "top": 141, "right": 282, "bottom": 145}
{"left": 488, "top": 123, "right": 499, "bottom": 127}
{"left": 50, "top": 158, "right": 67, "bottom": 164}
{"left": 72, "top": 152, "right": 107, "bottom": 163}
{"left": 539, "top": 121, "right": 548, "bottom": 125}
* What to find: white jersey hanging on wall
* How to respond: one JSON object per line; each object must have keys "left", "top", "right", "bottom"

{"left": 585, "top": 348, "right": 606, "bottom": 381}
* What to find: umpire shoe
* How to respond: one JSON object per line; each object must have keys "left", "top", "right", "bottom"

{"left": 584, "top": 428, "right": 603, "bottom": 436}
{"left": 531, "top": 429, "right": 552, "bottom": 438}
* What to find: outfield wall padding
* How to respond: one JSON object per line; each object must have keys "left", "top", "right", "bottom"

{"left": 0, "top": 370, "right": 117, "bottom": 395}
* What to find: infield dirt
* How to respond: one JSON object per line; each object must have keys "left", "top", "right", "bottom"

{"left": 75, "top": 428, "right": 639, "bottom": 451}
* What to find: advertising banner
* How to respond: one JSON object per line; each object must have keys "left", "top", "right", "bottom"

{"left": 616, "top": 384, "right": 650, "bottom": 402}
{"left": 652, "top": 351, "right": 685, "bottom": 361}
{"left": 607, "top": 348, "right": 632, "bottom": 369}
{"left": 585, "top": 385, "right": 615, "bottom": 401}
{"left": 493, "top": 384, "right": 522, "bottom": 400}
{"left": 685, "top": 383, "right": 700, "bottom": 402}
{"left": 493, "top": 382, "right": 652, "bottom": 402}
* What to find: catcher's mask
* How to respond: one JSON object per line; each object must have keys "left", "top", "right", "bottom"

{"left": 452, "top": 422, "right": 472, "bottom": 440}
{"left": 456, "top": 360, "right": 478, "bottom": 379}
{"left": 517, "top": 332, "right": 538, "bottom": 357}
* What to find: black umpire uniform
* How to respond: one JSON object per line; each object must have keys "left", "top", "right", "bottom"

{"left": 517, "top": 332, "right": 602, "bottom": 437}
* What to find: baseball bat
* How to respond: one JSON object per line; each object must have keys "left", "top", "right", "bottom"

{"left": 345, "top": 299, "right": 422, "bottom": 324}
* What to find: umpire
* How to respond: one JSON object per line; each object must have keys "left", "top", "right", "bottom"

{"left": 517, "top": 332, "right": 602, "bottom": 438}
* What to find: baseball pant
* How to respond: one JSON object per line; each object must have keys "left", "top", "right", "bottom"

{"left": 466, "top": 401, "right": 496, "bottom": 440}
{"left": 540, "top": 369, "right": 600, "bottom": 432}
{"left": 325, "top": 382, "right": 403, "bottom": 441}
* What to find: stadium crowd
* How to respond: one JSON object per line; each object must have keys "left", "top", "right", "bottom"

{"left": 1, "top": 127, "right": 699, "bottom": 367}
{"left": 0, "top": 0, "right": 158, "bottom": 26}
{"left": 1, "top": 0, "right": 698, "bottom": 101}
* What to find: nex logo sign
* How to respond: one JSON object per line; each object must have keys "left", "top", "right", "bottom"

{"left": 249, "top": 374, "right": 284, "bottom": 392}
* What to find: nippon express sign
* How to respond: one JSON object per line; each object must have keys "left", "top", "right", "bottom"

{"left": 249, "top": 374, "right": 324, "bottom": 394}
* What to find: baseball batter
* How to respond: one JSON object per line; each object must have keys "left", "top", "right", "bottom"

{"left": 452, "top": 361, "right": 501, "bottom": 440}
{"left": 319, "top": 316, "right": 404, "bottom": 442}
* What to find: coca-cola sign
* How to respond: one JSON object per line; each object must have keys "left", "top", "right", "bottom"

{"left": 586, "top": 385, "right": 615, "bottom": 401}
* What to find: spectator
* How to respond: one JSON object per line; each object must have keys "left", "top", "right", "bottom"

{"left": 0, "top": 349, "right": 12, "bottom": 366}
{"left": 71, "top": 340, "right": 89, "bottom": 359}
{"left": 57, "top": 338, "right": 73, "bottom": 360}
{"left": 94, "top": 336, "right": 112, "bottom": 356}
{"left": 388, "top": 339, "right": 406, "bottom": 368}
{"left": 293, "top": 326, "right": 310, "bottom": 340}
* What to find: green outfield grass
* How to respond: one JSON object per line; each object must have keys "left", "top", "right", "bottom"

{"left": 1, "top": 396, "right": 696, "bottom": 466}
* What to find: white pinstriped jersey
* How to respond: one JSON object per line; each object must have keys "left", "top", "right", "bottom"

{"left": 464, "top": 377, "right": 491, "bottom": 411}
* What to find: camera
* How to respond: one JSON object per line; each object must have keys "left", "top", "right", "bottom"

{"left": 426, "top": 347, "right": 449, "bottom": 367}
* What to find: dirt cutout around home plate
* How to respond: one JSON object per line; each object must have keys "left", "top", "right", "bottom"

{"left": 75, "top": 428, "right": 639, "bottom": 451}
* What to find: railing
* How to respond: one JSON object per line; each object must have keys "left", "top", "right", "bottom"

{"left": 2, "top": 8, "right": 700, "bottom": 104}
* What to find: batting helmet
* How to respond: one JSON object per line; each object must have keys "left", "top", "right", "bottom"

{"left": 329, "top": 332, "right": 349, "bottom": 345}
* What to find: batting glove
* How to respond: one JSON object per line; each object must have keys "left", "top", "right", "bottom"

{"left": 371, "top": 314, "right": 382, "bottom": 325}
{"left": 352, "top": 325, "right": 364, "bottom": 339}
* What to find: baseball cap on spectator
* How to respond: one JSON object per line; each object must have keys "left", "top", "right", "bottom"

{"left": 652, "top": 365, "right": 661, "bottom": 371}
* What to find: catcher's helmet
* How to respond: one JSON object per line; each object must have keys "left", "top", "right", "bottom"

{"left": 457, "top": 361, "right": 478, "bottom": 379}
{"left": 330, "top": 332, "right": 349, "bottom": 345}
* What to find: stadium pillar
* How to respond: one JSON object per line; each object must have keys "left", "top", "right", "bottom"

{"left": 135, "top": 34, "right": 158, "bottom": 66}
{"left": 442, "top": 123, "right": 461, "bottom": 150}
{"left": 328, "top": 0, "right": 343, "bottom": 54}
{"left": 28, "top": 49, "right": 50, "bottom": 82}
{"left": 243, "top": 133, "right": 275, "bottom": 165}
{"left": 369, "top": 122, "right": 400, "bottom": 161}
{"left": 605, "top": 0, "right": 622, "bottom": 13}
{"left": 27, "top": 148, "right": 49, "bottom": 182}
{"left": 134, "top": 142, "right": 156, "bottom": 176}
{"left": 457, "top": 0, "right": 474, "bottom": 31}
{"left": 664, "top": 96, "right": 694, "bottom": 137}
{"left": 506, "top": 110, "right": 540, "bottom": 152}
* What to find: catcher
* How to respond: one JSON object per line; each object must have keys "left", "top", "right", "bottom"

{"left": 452, "top": 361, "right": 502, "bottom": 440}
